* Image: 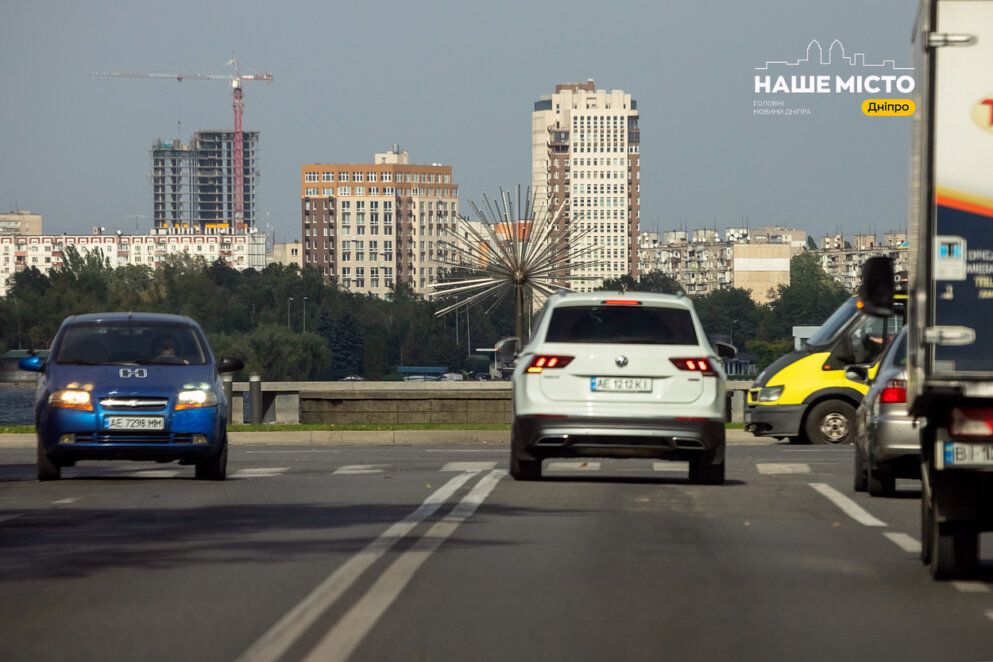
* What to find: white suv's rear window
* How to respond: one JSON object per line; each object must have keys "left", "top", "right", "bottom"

{"left": 544, "top": 306, "right": 698, "bottom": 345}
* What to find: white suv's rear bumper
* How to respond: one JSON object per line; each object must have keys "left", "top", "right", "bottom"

{"left": 512, "top": 414, "right": 726, "bottom": 463}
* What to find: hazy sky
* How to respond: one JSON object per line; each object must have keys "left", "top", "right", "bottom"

{"left": 2, "top": 0, "right": 917, "bottom": 245}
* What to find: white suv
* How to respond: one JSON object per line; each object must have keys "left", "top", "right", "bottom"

{"left": 510, "top": 291, "right": 732, "bottom": 483}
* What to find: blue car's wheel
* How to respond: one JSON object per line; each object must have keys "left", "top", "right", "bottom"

{"left": 195, "top": 435, "right": 227, "bottom": 481}
{"left": 37, "top": 441, "right": 60, "bottom": 481}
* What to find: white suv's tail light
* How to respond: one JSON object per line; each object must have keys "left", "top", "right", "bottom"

{"left": 669, "top": 358, "right": 717, "bottom": 376}
{"left": 526, "top": 355, "right": 575, "bottom": 373}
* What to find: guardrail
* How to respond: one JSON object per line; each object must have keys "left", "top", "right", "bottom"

{"left": 227, "top": 378, "right": 754, "bottom": 425}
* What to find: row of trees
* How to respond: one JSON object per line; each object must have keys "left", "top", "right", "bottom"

{"left": 0, "top": 248, "right": 851, "bottom": 379}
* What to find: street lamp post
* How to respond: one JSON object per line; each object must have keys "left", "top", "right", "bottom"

{"left": 287, "top": 297, "right": 293, "bottom": 329}
{"left": 302, "top": 296, "right": 309, "bottom": 333}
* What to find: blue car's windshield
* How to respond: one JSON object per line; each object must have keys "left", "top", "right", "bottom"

{"left": 55, "top": 323, "right": 208, "bottom": 366}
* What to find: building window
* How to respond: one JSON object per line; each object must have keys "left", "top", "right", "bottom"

{"left": 305, "top": 172, "right": 318, "bottom": 183}
{"left": 322, "top": 172, "right": 334, "bottom": 182}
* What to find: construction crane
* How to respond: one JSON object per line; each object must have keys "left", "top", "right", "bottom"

{"left": 91, "top": 59, "right": 273, "bottom": 232}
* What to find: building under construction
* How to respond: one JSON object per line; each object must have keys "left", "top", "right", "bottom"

{"left": 151, "top": 130, "right": 260, "bottom": 234}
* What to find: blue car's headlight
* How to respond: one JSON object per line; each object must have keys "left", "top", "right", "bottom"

{"left": 176, "top": 389, "right": 218, "bottom": 410}
{"left": 49, "top": 390, "right": 93, "bottom": 411}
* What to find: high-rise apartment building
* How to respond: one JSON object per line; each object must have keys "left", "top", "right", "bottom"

{"left": 300, "top": 148, "right": 458, "bottom": 299}
{"left": 151, "top": 130, "right": 260, "bottom": 233}
{"left": 532, "top": 80, "right": 641, "bottom": 291}
{"left": 0, "top": 210, "right": 42, "bottom": 236}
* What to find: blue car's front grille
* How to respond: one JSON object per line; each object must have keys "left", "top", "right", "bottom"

{"left": 73, "top": 432, "right": 196, "bottom": 445}
{"left": 99, "top": 397, "right": 170, "bottom": 412}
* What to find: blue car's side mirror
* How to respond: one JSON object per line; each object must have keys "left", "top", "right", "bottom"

{"left": 18, "top": 355, "right": 44, "bottom": 372}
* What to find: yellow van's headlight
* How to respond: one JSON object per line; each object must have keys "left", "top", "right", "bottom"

{"left": 49, "top": 390, "right": 93, "bottom": 411}
{"left": 175, "top": 389, "right": 218, "bottom": 410}
{"left": 758, "top": 385, "right": 785, "bottom": 402}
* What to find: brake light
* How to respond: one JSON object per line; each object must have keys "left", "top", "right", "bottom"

{"left": 879, "top": 379, "right": 906, "bottom": 404}
{"left": 602, "top": 299, "right": 641, "bottom": 306}
{"left": 526, "top": 355, "right": 574, "bottom": 373}
{"left": 949, "top": 408, "right": 993, "bottom": 437}
{"left": 670, "top": 358, "right": 717, "bottom": 376}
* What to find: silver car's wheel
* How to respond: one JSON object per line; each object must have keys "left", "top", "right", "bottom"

{"left": 853, "top": 444, "right": 868, "bottom": 492}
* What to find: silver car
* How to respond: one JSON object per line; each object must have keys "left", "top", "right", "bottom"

{"left": 853, "top": 326, "right": 920, "bottom": 496}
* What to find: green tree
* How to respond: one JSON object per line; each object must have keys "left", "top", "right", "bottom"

{"left": 692, "top": 287, "right": 762, "bottom": 347}
{"left": 597, "top": 271, "right": 682, "bottom": 294}
{"left": 766, "top": 252, "right": 850, "bottom": 339}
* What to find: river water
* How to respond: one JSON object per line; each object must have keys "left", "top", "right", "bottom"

{"left": 0, "top": 387, "right": 36, "bottom": 425}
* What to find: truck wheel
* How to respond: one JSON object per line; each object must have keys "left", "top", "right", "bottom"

{"left": 853, "top": 444, "right": 868, "bottom": 492}
{"left": 920, "top": 473, "right": 932, "bottom": 565}
{"left": 805, "top": 400, "right": 856, "bottom": 445}
{"left": 931, "top": 520, "right": 979, "bottom": 580}
{"left": 866, "top": 462, "right": 895, "bottom": 497}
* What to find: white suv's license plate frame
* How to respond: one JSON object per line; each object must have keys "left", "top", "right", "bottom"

{"left": 939, "top": 441, "right": 993, "bottom": 469}
{"left": 105, "top": 416, "right": 165, "bottom": 431}
{"left": 591, "top": 377, "right": 652, "bottom": 393}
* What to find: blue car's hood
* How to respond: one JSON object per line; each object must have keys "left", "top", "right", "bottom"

{"left": 48, "top": 364, "right": 216, "bottom": 397}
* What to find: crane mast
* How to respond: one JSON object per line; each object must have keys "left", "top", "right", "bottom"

{"left": 91, "top": 60, "right": 273, "bottom": 233}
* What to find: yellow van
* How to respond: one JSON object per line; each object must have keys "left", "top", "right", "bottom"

{"left": 745, "top": 295, "right": 905, "bottom": 444}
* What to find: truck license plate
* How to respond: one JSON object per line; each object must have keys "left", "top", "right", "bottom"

{"left": 105, "top": 416, "right": 165, "bottom": 431}
{"left": 941, "top": 442, "right": 993, "bottom": 468}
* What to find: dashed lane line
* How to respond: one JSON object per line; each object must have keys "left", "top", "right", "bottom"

{"left": 333, "top": 465, "right": 385, "bottom": 475}
{"left": 757, "top": 463, "right": 811, "bottom": 475}
{"left": 52, "top": 497, "right": 81, "bottom": 505}
{"left": 302, "top": 470, "right": 506, "bottom": 662}
{"left": 128, "top": 470, "right": 181, "bottom": 479}
{"left": 235, "top": 470, "right": 479, "bottom": 662}
{"left": 0, "top": 514, "right": 22, "bottom": 523}
{"left": 952, "top": 582, "right": 991, "bottom": 594}
{"left": 809, "top": 483, "right": 887, "bottom": 527}
{"left": 232, "top": 468, "right": 289, "bottom": 479}
{"left": 441, "top": 462, "right": 497, "bottom": 472}
{"left": 547, "top": 461, "right": 601, "bottom": 471}
{"left": 882, "top": 532, "right": 921, "bottom": 554}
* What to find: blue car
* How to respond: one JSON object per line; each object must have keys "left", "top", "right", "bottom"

{"left": 18, "top": 312, "right": 243, "bottom": 481}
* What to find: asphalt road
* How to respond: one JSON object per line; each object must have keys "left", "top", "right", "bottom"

{"left": 1, "top": 440, "right": 992, "bottom": 662}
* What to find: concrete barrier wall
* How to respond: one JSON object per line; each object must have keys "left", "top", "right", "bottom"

{"left": 231, "top": 380, "right": 753, "bottom": 426}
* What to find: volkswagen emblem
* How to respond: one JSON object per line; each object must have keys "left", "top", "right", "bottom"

{"left": 615, "top": 355, "right": 628, "bottom": 368}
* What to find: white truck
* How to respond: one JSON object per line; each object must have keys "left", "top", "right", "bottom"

{"left": 864, "top": 0, "right": 993, "bottom": 579}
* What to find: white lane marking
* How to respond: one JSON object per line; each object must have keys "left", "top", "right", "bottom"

{"left": 236, "top": 471, "right": 478, "bottom": 662}
{"left": 985, "top": 610, "right": 993, "bottom": 623}
{"left": 304, "top": 470, "right": 506, "bottom": 662}
{"left": 757, "top": 463, "right": 811, "bottom": 475}
{"left": 883, "top": 532, "right": 922, "bottom": 554}
{"left": 0, "top": 514, "right": 22, "bottom": 523}
{"left": 952, "top": 582, "right": 990, "bottom": 594}
{"left": 52, "top": 498, "right": 81, "bottom": 505}
{"left": 652, "top": 462, "right": 688, "bottom": 472}
{"left": 441, "top": 462, "right": 496, "bottom": 472}
{"left": 809, "top": 483, "right": 887, "bottom": 527}
{"left": 245, "top": 450, "right": 340, "bottom": 454}
{"left": 333, "top": 465, "right": 385, "bottom": 475}
{"left": 129, "top": 470, "right": 181, "bottom": 479}
{"left": 232, "top": 468, "right": 289, "bottom": 479}
{"left": 547, "top": 461, "right": 601, "bottom": 471}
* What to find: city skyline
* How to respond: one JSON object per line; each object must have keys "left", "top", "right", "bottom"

{"left": 2, "top": 0, "right": 914, "bottom": 247}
